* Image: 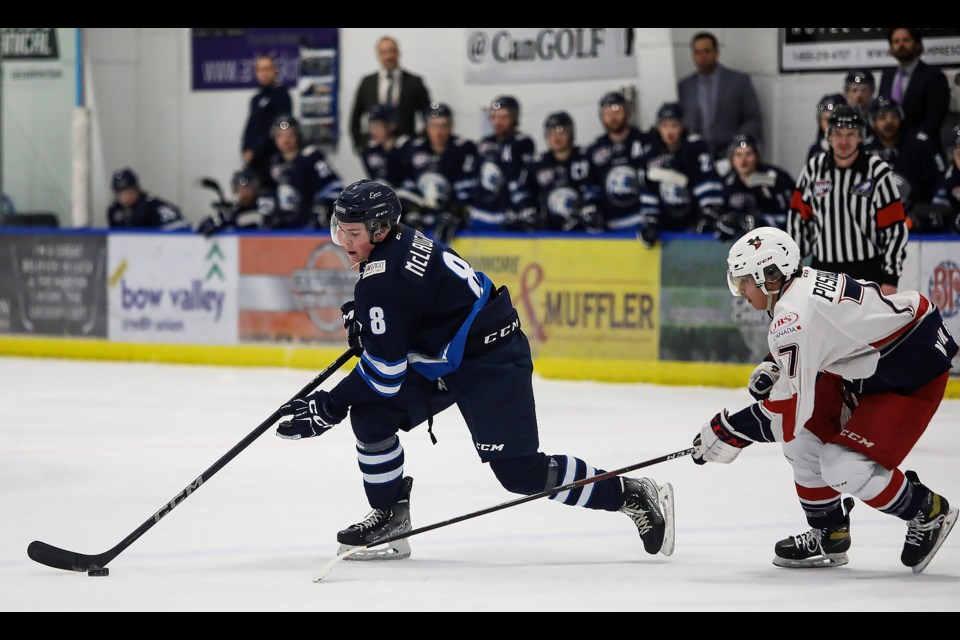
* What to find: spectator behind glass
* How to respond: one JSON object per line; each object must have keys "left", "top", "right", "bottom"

{"left": 717, "top": 134, "right": 795, "bottom": 241}
{"left": 267, "top": 115, "right": 344, "bottom": 230}
{"left": 584, "top": 90, "right": 657, "bottom": 235}
{"left": 349, "top": 36, "right": 432, "bottom": 154}
{"left": 195, "top": 167, "right": 279, "bottom": 237}
{"left": 471, "top": 95, "right": 536, "bottom": 232}
{"left": 394, "top": 102, "right": 479, "bottom": 244}
{"left": 879, "top": 28, "right": 951, "bottom": 153}
{"left": 808, "top": 93, "right": 847, "bottom": 161}
{"left": 864, "top": 96, "right": 945, "bottom": 231}
{"left": 637, "top": 101, "right": 724, "bottom": 247}
{"left": 932, "top": 126, "right": 960, "bottom": 233}
{"left": 106, "top": 168, "right": 191, "bottom": 231}
{"left": 360, "top": 103, "right": 411, "bottom": 189}
{"left": 241, "top": 54, "right": 292, "bottom": 190}
{"left": 520, "top": 111, "right": 600, "bottom": 232}
{"left": 677, "top": 31, "right": 764, "bottom": 165}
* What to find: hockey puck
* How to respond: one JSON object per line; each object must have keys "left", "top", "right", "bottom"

{"left": 87, "top": 568, "right": 109, "bottom": 577}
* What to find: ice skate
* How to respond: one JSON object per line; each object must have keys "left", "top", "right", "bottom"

{"left": 620, "top": 476, "right": 675, "bottom": 556}
{"left": 773, "top": 497, "right": 854, "bottom": 568}
{"left": 336, "top": 476, "right": 413, "bottom": 561}
{"left": 901, "top": 471, "right": 958, "bottom": 574}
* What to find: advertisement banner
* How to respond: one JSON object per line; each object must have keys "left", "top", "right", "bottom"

{"left": 0, "top": 232, "right": 107, "bottom": 337}
{"left": 464, "top": 28, "right": 637, "bottom": 84}
{"left": 780, "top": 28, "right": 960, "bottom": 72}
{"left": 921, "top": 242, "right": 960, "bottom": 373}
{"left": 108, "top": 235, "right": 238, "bottom": 344}
{"left": 451, "top": 236, "right": 659, "bottom": 360}
{"left": 239, "top": 236, "right": 358, "bottom": 344}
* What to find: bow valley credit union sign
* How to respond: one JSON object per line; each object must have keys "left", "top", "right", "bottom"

{"left": 464, "top": 28, "right": 637, "bottom": 84}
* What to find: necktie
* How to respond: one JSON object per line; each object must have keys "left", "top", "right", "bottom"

{"left": 892, "top": 70, "right": 906, "bottom": 103}
{"left": 386, "top": 72, "right": 396, "bottom": 106}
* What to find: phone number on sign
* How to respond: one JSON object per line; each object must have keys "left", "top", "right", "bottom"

{"left": 791, "top": 49, "right": 851, "bottom": 62}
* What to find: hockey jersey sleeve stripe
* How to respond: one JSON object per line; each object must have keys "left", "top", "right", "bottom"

{"left": 875, "top": 200, "right": 906, "bottom": 228}
{"left": 870, "top": 295, "right": 930, "bottom": 350}
{"left": 790, "top": 190, "right": 812, "bottom": 220}
{"left": 360, "top": 351, "right": 408, "bottom": 378}
{"left": 357, "top": 361, "right": 403, "bottom": 397}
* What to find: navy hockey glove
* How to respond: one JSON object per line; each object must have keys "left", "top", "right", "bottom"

{"left": 196, "top": 211, "right": 228, "bottom": 237}
{"left": 340, "top": 301, "right": 362, "bottom": 352}
{"left": 692, "top": 411, "right": 753, "bottom": 465}
{"left": 503, "top": 207, "right": 539, "bottom": 231}
{"left": 715, "top": 212, "right": 755, "bottom": 242}
{"left": 637, "top": 214, "right": 660, "bottom": 249}
{"left": 695, "top": 207, "right": 721, "bottom": 235}
{"left": 276, "top": 391, "right": 348, "bottom": 440}
{"left": 748, "top": 361, "right": 780, "bottom": 401}
{"left": 581, "top": 204, "right": 604, "bottom": 233}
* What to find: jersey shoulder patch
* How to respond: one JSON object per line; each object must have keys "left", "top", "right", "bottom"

{"left": 363, "top": 260, "right": 386, "bottom": 278}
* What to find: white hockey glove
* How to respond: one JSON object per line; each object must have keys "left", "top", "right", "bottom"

{"left": 748, "top": 361, "right": 781, "bottom": 401}
{"left": 692, "top": 411, "right": 753, "bottom": 465}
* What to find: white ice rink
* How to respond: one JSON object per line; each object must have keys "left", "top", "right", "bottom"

{"left": 2, "top": 355, "right": 958, "bottom": 611}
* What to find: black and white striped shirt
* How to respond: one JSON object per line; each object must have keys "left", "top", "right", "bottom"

{"left": 787, "top": 149, "right": 908, "bottom": 286}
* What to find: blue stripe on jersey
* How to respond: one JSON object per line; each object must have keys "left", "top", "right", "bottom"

{"left": 408, "top": 272, "right": 494, "bottom": 380}
{"left": 355, "top": 352, "right": 408, "bottom": 398}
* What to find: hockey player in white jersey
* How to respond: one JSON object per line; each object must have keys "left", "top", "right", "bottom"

{"left": 692, "top": 226, "right": 958, "bottom": 573}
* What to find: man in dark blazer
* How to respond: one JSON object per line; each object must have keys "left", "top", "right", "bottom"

{"left": 878, "top": 28, "right": 950, "bottom": 153}
{"left": 349, "top": 36, "right": 432, "bottom": 154}
{"left": 677, "top": 32, "right": 764, "bottom": 164}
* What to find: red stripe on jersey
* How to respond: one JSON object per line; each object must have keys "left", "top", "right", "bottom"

{"left": 871, "top": 295, "right": 930, "bottom": 350}
{"left": 764, "top": 395, "right": 798, "bottom": 441}
{"left": 876, "top": 200, "right": 906, "bottom": 228}
{"left": 790, "top": 190, "right": 812, "bottom": 220}
{"left": 794, "top": 483, "right": 840, "bottom": 502}
{"left": 864, "top": 469, "right": 907, "bottom": 510}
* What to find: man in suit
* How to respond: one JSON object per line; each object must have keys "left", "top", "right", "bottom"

{"left": 678, "top": 31, "right": 764, "bottom": 165}
{"left": 350, "top": 36, "right": 432, "bottom": 155}
{"left": 878, "top": 28, "right": 950, "bottom": 153}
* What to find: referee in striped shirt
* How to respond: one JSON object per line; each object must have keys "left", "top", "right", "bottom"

{"left": 787, "top": 104, "right": 908, "bottom": 295}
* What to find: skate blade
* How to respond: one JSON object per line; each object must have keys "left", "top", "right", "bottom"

{"left": 910, "top": 506, "right": 958, "bottom": 574}
{"left": 772, "top": 552, "right": 849, "bottom": 569}
{"left": 658, "top": 483, "right": 676, "bottom": 557}
{"left": 336, "top": 538, "right": 411, "bottom": 561}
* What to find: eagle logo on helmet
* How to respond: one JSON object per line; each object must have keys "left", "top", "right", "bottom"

{"left": 747, "top": 236, "right": 763, "bottom": 249}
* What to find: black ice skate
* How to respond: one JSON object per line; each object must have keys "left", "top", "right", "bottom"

{"left": 336, "top": 476, "right": 413, "bottom": 561}
{"left": 901, "top": 470, "right": 958, "bottom": 574}
{"left": 773, "top": 497, "right": 854, "bottom": 568}
{"left": 619, "top": 476, "right": 675, "bottom": 556}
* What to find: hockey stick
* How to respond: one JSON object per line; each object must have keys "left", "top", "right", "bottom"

{"left": 27, "top": 346, "right": 361, "bottom": 575}
{"left": 314, "top": 446, "right": 695, "bottom": 582}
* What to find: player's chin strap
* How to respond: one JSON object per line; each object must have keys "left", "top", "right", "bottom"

{"left": 764, "top": 274, "right": 793, "bottom": 316}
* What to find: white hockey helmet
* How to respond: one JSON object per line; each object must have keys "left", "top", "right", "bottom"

{"left": 727, "top": 227, "right": 800, "bottom": 296}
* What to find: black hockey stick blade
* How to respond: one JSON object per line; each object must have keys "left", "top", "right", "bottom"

{"left": 314, "top": 446, "right": 695, "bottom": 582}
{"left": 28, "top": 346, "right": 360, "bottom": 574}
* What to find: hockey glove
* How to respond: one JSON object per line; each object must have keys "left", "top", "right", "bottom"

{"left": 340, "top": 300, "right": 362, "bottom": 352}
{"left": 503, "top": 207, "right": 539, "bottom": 231}
{"left": 692, "top": 411, "right": 753, "bottom": 465}
{"left": 748, "top": 361, "right": 780, "bottom": 401}
{"left": 715, "top": 212, "right": 755, "bottom": 242}
{"left": 196, "top": 211, "right": 228, "bottom": 238}
{"left": 581, "top": 203, "right": 605, "bottom": 233}
{"left": 276, "top": 391, "right": 348, "bottom": 440}
{"left": 637, "top": 214, "right": 660, "bottom": 249}
{"left": 695, "top": 207, "right": 721, "bottom": 235}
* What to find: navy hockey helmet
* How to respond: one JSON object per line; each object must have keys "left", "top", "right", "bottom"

{"left": 544, "top": 111, "right": 575, "bottom": 140}
{"left": 368, "top": 103, "right": 399, "bottom": 125}
{"left": 111, "top": 167, "right": 139, "bottom": 192}
{"left": 817, "top": 92, "right": 846, "bottom": 118}
{"left": 727, "top": 133, "right": 760, "bottom": 161}
{"left": 231, "top": 167, "right": 259, "bottom": 191}
{"left": 271, "top": 114, "right": 303, "bottom": 145}
{"left": 843, "top": 69, "right": 875, "bottom": 92}
{"left": 868, "top": 95, "right": 904, "bottom": 123}
{"left": 426, "top": 101, "right": 453, "bottom": 121}
{"left": 599, "top": 91, "right": 627, "bottom": 110}
{"left": 490, "top": 95, "right": 520, "bottom": 123}
{"left": 330, "top": 179, "right": 402, "bottom": 245}
{"left": 656, "top": 102, "right": 684, "bottom": 123}
{"left": 827, "top": 104, "right": 866, "bottom": 138}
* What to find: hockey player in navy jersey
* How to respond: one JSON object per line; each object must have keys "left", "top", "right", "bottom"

{"left": 717, "top": 134, "right": 795, "bottom": 240}
{"left": 637, "top": 102, "right": 724, "bottom": 247}
{"left": 267, "top": 115, "right": 344, "bottom": 230}
{"left": 275, "top": 179, "right": 676, "bottom": 561}
{"left": 521, "top": 111, "right": 600, "bottom": 232}
{"left": 933, "top": 126, "right": 960, "bottom": 232}
{"left": 395, "top": 102, "right": 479, "bottom": 244}
{"left": 360, "top": 103, "right": 410, "bottom": 189}
{"left": 692, "top": 226, "right": 958, "bottom": 573}
{"left": 107, "top": 168, "right": 192, "bottom": 231}
{"left": 471, "top": 96, "right": 536, "bottom": 231}
{"left": 585, "top": 91, "right": 656, "bottom": 234}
